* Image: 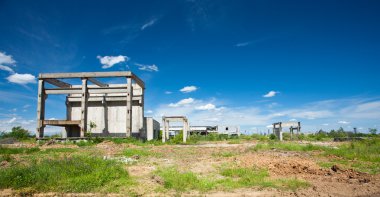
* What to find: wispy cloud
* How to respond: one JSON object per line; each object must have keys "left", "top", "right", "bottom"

{"left": 165, "top": 91, "right": 173, "bottom": 94}
{"left": 0, "top": 52, "right": 16, "bottom": 65}
{"left": 338, "top": 120, "right": 350, "bottom": 124}
{"left": 263, "top": 91, "right": 279, "bottom": 98}
{"left": 141, "top": 18, "right": 157, "bottom": 30}
{"left": 135, "top": 63, "right": 159, "bottom": 72}
{"left": 180, "top": 86, "right": 198, "bottom": 93}
{"left": 0, "top": 52, "right": 16, "bottom": 73}
{"left": 0, "top": 65, "right": 14, "bottom": 73}
{"left": 235, "top": 42, "right": 251, "bottom": 47}
{"left": 97, "top": 55, "right": 128, "bottom": 69}
{"left": 195, "top": 103, "right": 216, "bottom": 110}
{"left": 169, "top": 98, "right": 195, "bottom": 107}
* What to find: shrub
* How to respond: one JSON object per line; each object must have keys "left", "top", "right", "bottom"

{"left": 0, "top": 126, "right": 31, "bottom": 140}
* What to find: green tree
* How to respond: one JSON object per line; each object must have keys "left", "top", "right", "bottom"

{"left": 369, "top": 128, "right": 377, "bottom": 136}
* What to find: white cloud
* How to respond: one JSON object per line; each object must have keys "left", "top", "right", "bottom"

{"left": 289, "top": 110, "right": 333, "bottom": 120}
{"left": 196, "top": 103, "right": 216, "bottom": 110}
{"left": 322, "top": 123, "right": 329, "bottom": 126}
{"left": 289, "top": 118, "right": 297, "bottom": 121}
{"left": 6, "top": 73, "right": 36, "bottom": 85}
{"left": 235, "top": 42, "right": 251, "bottom": 47}
{"left": 169, "top": 98, "right": 194, "bottom": 107}
{"left": 97, "top": 55, "right": 128, "bottom": 69}
{"left": 180, "top": 86, "right": 198, "bottom": 93}
{"left": 7, "top": 117, "right": 16, "bottom": 124}
{"left": 338, "top": 120, "right": 350, "bottom": 124}
{"left": 0, "top": 65, "right": 14, "bottom": 73}
{"left": 145, "top": 110, "right": 153, "bottom": 114}
{"left": 136, "top": 63, "right": 159, "bottom": 72}
{"left": 0, "top": 52, "right": 16, "bottom": 65}
{"left": 263, "top": 91, "right": 279, "bottom": 98}
{"left": 141, "top": 18, "right": 157, "bottom": 30}
{"left": 165, "top": 91, "right": 172, "bottom": 94}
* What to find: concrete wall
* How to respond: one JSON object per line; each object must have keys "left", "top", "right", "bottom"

{"left": 67, "top": 101, "right": 143, "bottom": 137}
{"left": 217, "top": 125, "right": 240, "bottom": 135}
{"left": 144, "top": 117, "right": 160, "bottom": 141}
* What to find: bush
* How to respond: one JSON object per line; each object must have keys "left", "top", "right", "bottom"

{"left": 0, "top": 126, "right": 31, "bottom": 140}
{"left": 269, "top": 134, "right": 277, "bottom": 140}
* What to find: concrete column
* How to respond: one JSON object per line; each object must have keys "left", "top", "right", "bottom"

{"left": 182, "top": 120, "right": 187, "bottom": 143}
{"left": 80, "top": 78, "right": 88, "bottom": 137}
{"left": 126, "top": 77, "right": 132, "bottom": 137}
{"left": 165, "top": 120, "right": 169, "bottom": 140}
{"left": 36, "top": 79, "right": 45, "bottom": 138}
{"left": 162, "top": 118, "right": 166, "bottom": 143}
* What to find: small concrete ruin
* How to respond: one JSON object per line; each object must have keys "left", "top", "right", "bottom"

{"left": 272, "top": 121, "right": 301, "bottom": 141}
{"left": 162, "top": 116, "right": 190, "bottom": 143}
{"left": 36, "top": 71, "right": 159, "bottom": 140}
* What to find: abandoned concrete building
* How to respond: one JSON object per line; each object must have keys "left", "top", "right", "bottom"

{"left": 161, "top": 125, "right": 241, "bottom": 136}
{"left": 36, "top": 71, "right": 160, "bottom": 140}
{"left": 272, "top": 121, "right": 301, "bottom": 141}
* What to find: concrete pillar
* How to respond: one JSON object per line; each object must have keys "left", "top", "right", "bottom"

{"left": 183, "top": 120, "right": 187, "bottom": 143}
{"left": 162, "top": 118, "right": 166, "bottom": 143}
{"left": 126, "top": 77, "right": 132, "bottom": 137}
{"left": 36, "top": 79, "right": 45, "bottom": 138}
{"left": 165, "top": 120, "right": 169, "bottom": 140}
{"left": 80, "top": 78, "right": 88, "bottom": 138}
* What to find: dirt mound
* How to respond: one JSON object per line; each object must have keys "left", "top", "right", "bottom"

{"left": 95, "top": 140, "right": 126, "bottom": 156}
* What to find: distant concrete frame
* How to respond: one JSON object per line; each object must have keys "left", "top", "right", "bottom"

{"left": 36, "top": 71, "right": 145, "bottom": 139}
{"left": 272, "top": 121, "right": 301, "bottom": 141}
{"left": 162, "top": 116, "right": 190, "bottom": 143}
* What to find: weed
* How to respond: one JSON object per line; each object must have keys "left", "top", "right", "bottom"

{"left": 0, "top": 147, "right": 40, "bottom": 155}
{"left": 0, "top": 155, "right": 131, "bottom": 192}
{"left": 155, "top": 167, "right": 216, "bottom": 192}
{"left": 124, "top": 148, "right": 161, "bottom": 158}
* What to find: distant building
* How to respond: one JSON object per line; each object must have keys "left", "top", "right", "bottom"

{"left": 160, "top": 125, "right": 240, "bottom": 136}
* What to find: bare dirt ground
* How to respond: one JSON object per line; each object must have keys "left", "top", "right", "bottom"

{"left": 1, "top": 140, "right": 379, "bottom": 197}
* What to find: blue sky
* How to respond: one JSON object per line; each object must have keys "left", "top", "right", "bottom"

{"left": 0, "top": 0, "right": 379, "bottom": 134}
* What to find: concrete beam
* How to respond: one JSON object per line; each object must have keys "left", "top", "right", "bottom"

{"left": 45, "top": 78, "right": 71, "bottom": 88}
{"left": 39, "top": 71, "right": 133, "bottom": 79}
{"left": 43, "top": 120, "right": 81, "bottom": 126}
{"left": 45, "top": 87, "right": 131, "bottom": 94}
{"left": 88, "top": 78, "right": 108, "bottom": 87}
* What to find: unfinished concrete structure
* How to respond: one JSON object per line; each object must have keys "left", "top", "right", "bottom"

{"left": 162, "top": 116, "right": 190, "bottom": 143}
{"left": 272, "top": 121, "right": 301, "bottom": 141}
{"left": 36, "top": 71, "right": 158, "bottom": 139}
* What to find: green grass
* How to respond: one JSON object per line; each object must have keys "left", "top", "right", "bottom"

{"left": 0, "top": 155, "right": 132, "bottom": 193}
{"left": 42, "top": 148, "right": 76, "bottom": 153}
{"left": 212, "top": 151, "right": 235, "bottom": 157}
{"left": 155, "top": 166, "right": 309, "bottom": 193}
{"left": 253, "top": 138, "right": 380, "bottom": 174}
{"left": 323, "top": 139, "right": 380, "bottom": 163}
{"left": 124, "top": 148, "right": 161, "bottom": 158}
{"left": 219, "top": 167, "right": 309, "bottom": 191}
{"left": 251, "top": 142, "right": 326, "bottom": 152}
{"left": 155, "top": 167, "right": 216, "bottom": 192}
{"left": 0, "top": 147, "right": 40, "bottom": 155}
{"left": 0, "top": 154, "right": 12, "bottom": 162}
